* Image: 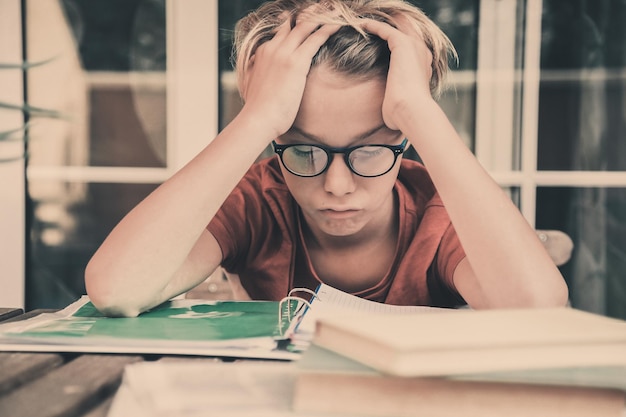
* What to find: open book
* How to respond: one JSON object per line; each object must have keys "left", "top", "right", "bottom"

{"left": 281, "top": 283, "right": 451, "bottom": 351}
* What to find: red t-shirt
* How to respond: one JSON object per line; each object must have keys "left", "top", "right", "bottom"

{"left": 207, "top": 157, "right": 466, "bottom": 307}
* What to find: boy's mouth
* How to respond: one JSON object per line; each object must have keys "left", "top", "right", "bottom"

{"left": 320, "top": 208, "right": 360, "bottom": 219}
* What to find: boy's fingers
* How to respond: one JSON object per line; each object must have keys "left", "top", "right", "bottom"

{"left": 360, "top": 17, "right": 433, "bottom": 73}
{"left": 360, "top": 17, "right": 425, "bottom": 51}
{"left": 283, "top": 2, "right": 342, "bottom": 51}
{"left": 360, "top": 16, "right": 420, "bottom": 39}
{"left": 297, "top": 24, "right": 342, "bottom": 59}
{"left": 271, "top": 15, "right": 292, "bottom": 41}
{"left": 391, "top": 13, "right": 424, "bottom": 38}
{"left": 280, "top": 19, "right": 324, "bottom": 51}
{"left": 261, "top": 17, "right": 318, "bottom": 62}
{"left": 360, "top": 18, "right": 398, "bottom": 43}
{"left": 296, "top": 3, "right": 327, "bottom": 24}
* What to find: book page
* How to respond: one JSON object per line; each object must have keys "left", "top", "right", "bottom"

{"left": 290, "top": 284, "right": 448, "bottom": 349}
{"left": 314, "top": 284, "right": 444, "bottom": 313}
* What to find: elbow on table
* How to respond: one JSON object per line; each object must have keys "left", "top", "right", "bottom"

{"left": 475, "top": 273, "right": 570, "bottom": 310}
{"left": 478, "top": 285, "right": 569, "bottom": 310}
{"left": 84, "top": 261, "right": 142, "bottom": 318}
{"left": 522, "top": 277, "right": 570, "bottom": 309}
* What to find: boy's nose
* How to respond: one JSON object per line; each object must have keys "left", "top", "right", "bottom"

{"left": 323, "top": 154, "right": 356, "bottom": 196}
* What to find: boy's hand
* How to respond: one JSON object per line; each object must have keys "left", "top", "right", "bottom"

{"left": 240, "top": 11, "right": 340, "bottom": 140}
{"left": 361, "top": 17, "right": 434, "bottom": 131}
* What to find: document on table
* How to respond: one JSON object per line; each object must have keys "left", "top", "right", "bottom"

{"left": 108, "top": 360, "right": 302, "bottom": 417}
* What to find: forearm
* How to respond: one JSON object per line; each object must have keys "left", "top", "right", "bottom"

{"left": 85, "top": 112, "right": 273, "bottom": 315}
{"left": 86, "top": 15, "right": 342, "bottom": 315}
{"left": 397, "top": 98, "right": 568, "bottom": 308}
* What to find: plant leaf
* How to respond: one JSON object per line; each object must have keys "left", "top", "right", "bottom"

{"left": 0, "top": 56, "right": 58, "bottom": 70}
{"left": 0, "top": 154, "right": 25, "bottom": 163}
{"left": 23, "top": 103, "right": 66, "bottom": 119}
{"left": 0, "top": 101, "right": 66, "bottom": 119}
{"left": 0, "top": 101, "right": 24, "bottom": 111}
{"left": 0, "top": 125, "right": 27, "bottom": 142}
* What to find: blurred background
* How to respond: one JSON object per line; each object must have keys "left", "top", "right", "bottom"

{"left": 0, "top": 0, "right": 624, "bottom": 319}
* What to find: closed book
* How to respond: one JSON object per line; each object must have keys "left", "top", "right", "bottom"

{"left": 312, "top": 307, "right": 626, "bottom": 377}
{"left": 293, "top": 344, "right": 626, "bottom": 417}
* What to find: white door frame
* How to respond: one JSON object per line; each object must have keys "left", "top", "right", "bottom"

{"left": 0, "top": 0, "right": 26, "bottom": 309}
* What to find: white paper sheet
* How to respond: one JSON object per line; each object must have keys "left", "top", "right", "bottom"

{"left": 108, "top": 360, "right": 322, "bottom": 417}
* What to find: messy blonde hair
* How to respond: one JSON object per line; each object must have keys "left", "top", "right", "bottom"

{"left": 233, "top": 0, "right": 457, "bottom": 98}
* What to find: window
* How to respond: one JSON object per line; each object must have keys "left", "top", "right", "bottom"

{"left": 477, "top": 0, "right": 626, "bottom": 319}
{"left": 12, "top": 0, "right": 218, "bottom": 309}
{"left": 0, "top": 0, "right": 26, "bottom": 308}
{"left": 3, "top": 0, "right": 624, "bottom": 319}
{"left": 534, "top": 0, "right": 626, "bottom": 319}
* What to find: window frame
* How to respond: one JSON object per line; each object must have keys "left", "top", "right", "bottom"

{"left": 3, "top": 0, "right": 626, "bottom": 309}
{"left": 477, "top": 0, "right": 626, "bottom": 227}
{"left": 0, "top": 0, "right": 26, "bottom": 308}
{"left": 1, "top": 0, "right": 218, "bottom": 308}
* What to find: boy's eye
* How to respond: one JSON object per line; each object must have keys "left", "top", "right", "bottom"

{"left": 352, "top": 146, "right": 385, "bottom": 158}
{"left": 291, "top": 146, "right": 325, "bottom": 158}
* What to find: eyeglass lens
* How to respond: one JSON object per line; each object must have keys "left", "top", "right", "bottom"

{"left": 281, "top": 145, "right": 398, "bottom": 177}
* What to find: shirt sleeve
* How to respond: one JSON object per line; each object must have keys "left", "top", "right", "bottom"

{"left": 437, "top": 222, "right": 466, "bottom": 288}
{"left": 206, "top": 159, "right": 294, "bottom": 275}
{"left": 429, "top": 222, "right": 467, "bottom": 306}
{"left": 206, "top": 185, "right": 250, "bottom": 272}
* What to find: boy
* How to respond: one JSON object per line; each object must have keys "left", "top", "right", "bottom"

{"left": 85, "top": 0, "right": 568, "bottom": 317}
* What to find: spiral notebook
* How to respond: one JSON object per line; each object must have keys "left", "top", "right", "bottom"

{"left": 279, "top": 283, "right": 450, "bottom": 351}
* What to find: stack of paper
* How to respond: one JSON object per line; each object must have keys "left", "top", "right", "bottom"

{"left": 108, "top": 360, "right": 299, "bottom": 417}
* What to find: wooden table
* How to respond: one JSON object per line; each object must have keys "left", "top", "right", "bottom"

{"left": 0, "top": 309, "right": 148, "bottom": 417}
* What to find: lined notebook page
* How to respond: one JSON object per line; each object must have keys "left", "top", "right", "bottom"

{"left": 291, "top": 284, "right": 448, "bottom": 348}
{"left": 313, "top": 284, "right": 442, "bottom": 313}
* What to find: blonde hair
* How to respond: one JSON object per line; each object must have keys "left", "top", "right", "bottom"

{"left": 233, "top": 0, "right": 457, "bottom": 98}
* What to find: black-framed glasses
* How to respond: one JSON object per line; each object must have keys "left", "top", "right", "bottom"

{"left": 272, "top": 138, "right": 408, "bottom": 178}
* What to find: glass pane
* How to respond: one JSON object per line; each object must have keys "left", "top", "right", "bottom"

{"left": 537, "top": 0, "right": 626, "bottom": 171}
{"left": 536, "top": 187, "right": 626, "bottom": 320}
{"left": 505, "top": 186, "right": 521, "bottom": 209}
{"left": 419, "top": 0, "right": 479, "bottom": 153}
{"left": 27, "top": 181, "right": 159, "bottom": 309}
{"left": 218, "top": 0, "right": 479, "bottom": 156}
{"left": 26, "top": 0, "right": 167, "bottom": 168}
{"left": 218, "top": 1, "right": 267, "bottom": 130}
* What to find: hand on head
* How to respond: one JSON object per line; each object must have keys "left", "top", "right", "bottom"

{"left": 238, "top": 0, "right": 453, "bottom": 138}
{"left": 241, "top": 7, "right": 341, "bottom": 139}
{"left": 359, "top": 16, "right": 435, "bottom": 131}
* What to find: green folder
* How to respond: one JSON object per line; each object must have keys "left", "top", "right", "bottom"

{"left": 0, "top": 297, "right": 301, "bottom": 360}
